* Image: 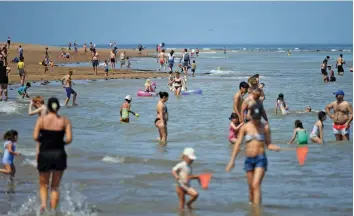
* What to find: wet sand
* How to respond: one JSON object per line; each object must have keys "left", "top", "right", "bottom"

{"left": 2, "top": 42, "right": 171, "bottom": 84}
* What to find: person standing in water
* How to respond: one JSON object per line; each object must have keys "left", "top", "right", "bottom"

{"left": 226, "top": 104, "right": 280, "bottom": 205}
{"left": 61, "top": 71, "right": 78, "bottom": 106}
{"left": 233, "top": 81, "right": 250, "bottom": 120}
{"left": 17, "top": 56, "right": 26, "bottom": 86}
{"left": 120, "top": 51, "right": 126, "bottom": 68}
{"left": 241, "top": 88, "right": 268, "bottom": 123}
{"left": 180, "top": 49, "right": 191, "bottom": 75}
{"left": 29, "top": 96, "right": 47, "bottom": 116}
{"left": 92, "top": 51, "right": 99, "bottom": 76}
{"left": 157, "top": 49, "right": 166, "bottom": 71}
{"left": 110, "top": 50, "right": 116, "bottom": 70}
{"left": 275, "top": 93, "right": 289, "bottom": 115}
{"left": 228, "top": 113, "right": 244, "bottom": 144}
{"left": 0, "top": 61, "right": 11, "bottom": 101}
{"left": 120, "top": 95, "right": 138, "bottom": 123}
{"left": 168, "top": 50, "right": 175, "bottom": 72}
{"left": 155, "top": 92, "right": 169, "bottom": 144}
{"left": 325, "top": 90, "right": 353, "bottom": 141}
{"left": 336, "top": 54, "right": 345, "bottom": 75}
{"left": 169, "top": 71, "right": 183, "bottom": 96}
{"left": 309, "top": 111, "right": 326, "bottom": 144}
{"left": 172, "top": 148, "right": 199, "bottom": 210}
{"left": 33, "top": 97, "right": 72, "bottom": 214}
{"left": 0, "top": 130, "right": 22, "bottom": 181}
{"left": 195, "top": 48, "right": 199, "bottom": 57}
{"left": 288, "top": 120, "right": 308, "bottom": 145}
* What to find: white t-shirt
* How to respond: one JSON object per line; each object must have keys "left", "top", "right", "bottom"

{"left": 172, "top": 161, "right": 192, "bottom": 184}
{"left": 168, "top": 54, "right": 174, "bottom": 61}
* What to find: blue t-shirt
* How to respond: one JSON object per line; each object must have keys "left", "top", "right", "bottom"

{"left": 2, "top": 141, "right": 16, "bottom": 164}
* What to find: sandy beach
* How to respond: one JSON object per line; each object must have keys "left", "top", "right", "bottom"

{"left": 1, "top": 42, "right": 172, "bottom": 84}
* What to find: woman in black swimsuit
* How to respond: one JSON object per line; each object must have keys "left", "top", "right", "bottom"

{"left": 33, "top": 97, "right": 72, "bottom": 213}
{"left": 171, "top": 71, "right": 182, "bottom": 96}
{"left": 155, "top": 92, "right": 169, "bottom": 144}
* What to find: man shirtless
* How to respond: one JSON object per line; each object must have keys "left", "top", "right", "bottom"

{"left": 241, "top": 88, "right": 268, "bottom": 123}
{"left": 157, "top": 50, "right": 166, "bottom": 71}
{"left": 336, "top": 54, "right": 345, "bottom": 75}
{"left": 233, "top": 81, "right": 249, "bottom": 120}
{"left": 61, "top": 71, "right": 78, "bottom": 106}
{"left": 325, "top": 90, "right": 352, "bottom": 141}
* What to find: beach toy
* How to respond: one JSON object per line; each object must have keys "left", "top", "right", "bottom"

{"left": 181, "top": 89, "right": 203, "bottom": 96}
{"left": 296, "top": 146, "right": 309, "bottom": 166}
{"left": 135, "top": 113, "right": 140, "bottom": 117}
{"left": 199, "top": 173, "right": 212, "bottom": 189}
{"left": 137, "top": 91, "right": 157, "bottom": 97}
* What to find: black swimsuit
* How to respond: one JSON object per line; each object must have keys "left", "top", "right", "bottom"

{"left": 37, "top": 129, "right": 67, "bottom": 172}
{"left": 174, "top": 79, "right": 182, "bottom": 90}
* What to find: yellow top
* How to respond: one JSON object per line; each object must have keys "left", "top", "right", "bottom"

{"left": 192, "top": 63, "right": 196, "bottom": 69}
{"left": 17, "top": 62, "right": 25, "bottom": 69}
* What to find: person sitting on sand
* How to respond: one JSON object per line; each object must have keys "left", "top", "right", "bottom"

{"left": 60, "top": 51, "right": 70, "bottom": 59}
{"left": 17, "top": 82, "right": 31, "bottom": 99}
{"left": 29, "top": 96, "right": 47, "bottom": 116}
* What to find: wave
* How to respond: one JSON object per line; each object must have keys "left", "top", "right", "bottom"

{"left": 0, "top": 101, "right": 25, "bottom": 114}
{"left": 209, "top": 69, "right": 237, "bottom": 75}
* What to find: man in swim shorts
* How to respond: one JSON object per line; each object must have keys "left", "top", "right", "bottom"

{"left": 157, "top": 50, "right": 166, "bottom": 71}
{"left": 61, "top": 71, "right": 78, "bottom": 106}
{"left": 336, "top": 54, "right": 345, "bottom": 75}
{"left": 241, "top": 88, "right": 269, "bottom": 124}
{"left": 325, "top": 90, "right": 352, "bottom": 141}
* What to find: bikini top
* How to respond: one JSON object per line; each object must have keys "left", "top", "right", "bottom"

{"left": 244, "top": 133, "right": 265, "bottom": 142}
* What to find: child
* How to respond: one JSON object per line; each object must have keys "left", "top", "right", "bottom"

{"left": 17, "top": 82, "right": 31, "bottom": 99}
{"left": 310, "top": 111, "right": 326, "bottom": 144}
{"left": 191, "top": 60, "right": 196, "bottom": 77}
{"left": 328, "top": 66, "right": 336, "bottom": 82}
{"left": 103, "top": 60, "right": 109, "bottom": 78}
{"left": 42, "top": 56, "right": 49, "bottom": 74}
{"left": 168, "top": 71, "right": 175, "bottom": 92}
{"left": 172, "top": 148, "right": 199, "bottom": 210}
{"left": 28, "top": 96, "right": 47, "bottom": 116}
{"left": 0, "top": 130, "right": 21, "bottom": 180}
{"left": 126, "top": 57, "right": 131, "bottom": 68}
{"left": 144, "top": 79, "right": 154, "bottom": 92}
{"left": 120, "top": 95, "right": 138, "bottom": 123}
{"left": 275, "top": 93, "right": 288, "bottom": 115}
{"left": 228, "top": 113, "right": 244, "bottom": 144}
{"left": 288, "top": 120, "right": 308, "bottom": 145}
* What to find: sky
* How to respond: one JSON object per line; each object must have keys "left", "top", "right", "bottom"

{"left": 0, "top": 1, "right": 352, "bottom": 45}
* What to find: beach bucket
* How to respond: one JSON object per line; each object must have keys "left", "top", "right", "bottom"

{"left": 296, "top": 146, "right": 309, "bottom": 166}
{"left": 199, "top": 173, "right": 212, "bottom": 189}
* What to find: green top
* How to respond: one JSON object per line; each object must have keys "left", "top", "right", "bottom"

{"left": 296, "top": 130, "right": 308, "bottom": 145}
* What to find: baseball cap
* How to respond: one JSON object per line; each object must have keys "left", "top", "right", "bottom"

{"left": 333, "top": 90, "right": 344, "bottom": 96}
{"left": 183, "top": 148, "right": 197, "bottom": 160}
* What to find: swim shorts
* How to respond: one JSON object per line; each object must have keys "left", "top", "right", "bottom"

{"left": 333, "top": 123, "right": 350, "bottom": 136}
{"left": 182, "top": 61, "right": 189, "bottom": 67}
{"left": 337, "top": 65, "right": 344, "bottom": 73}
{"left": 65, "top": 87, "right": 76, "bottom": 99}
{"left": 111, "top": 58, "right": 115, "bottom": 63}
{"left": 244, "top": 154, "right": 267, "bottom": 172}
{"left": 92, "top": 60, "right": 99, "bottom": 67}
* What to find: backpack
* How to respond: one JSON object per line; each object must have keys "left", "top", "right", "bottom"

{"left": 184, "top": 53, "right": 190, "bottom": 61}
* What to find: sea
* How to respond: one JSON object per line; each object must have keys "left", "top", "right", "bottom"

{"left": 0, "top": 45, "right": 353, "bottom": 216}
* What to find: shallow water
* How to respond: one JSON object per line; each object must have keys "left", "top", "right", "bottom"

{"left": 0, "top": 51, "right": 353, "bottom": 216}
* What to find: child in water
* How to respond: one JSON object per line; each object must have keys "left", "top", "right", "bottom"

{"left": 17, "top": 82, "right": 31, "bottom": 99}
{"left": 172, "top": 148, "right": 199, "bottom": 210}
{"left": 126, "top": 57, "right": 131, "bottom": 68}
{"left": 120, "top": 95, "right": 138, "bottom": 123}
{"left": 288, "top": 120, "right": 308, "bottom": 145}
{"left": 103, "top": 60, "right": 109, "bottom": 78}
{"left": 310, "top": 111, "right": 326, "bottom": 144}
{"left": 0, "top": 130, "right": 22, "bottom": 180}
{"left": 275, "top": 93, "right": 288, "bottom": 115}
{"left": 144, "top": 79, "right": 155, "bottom": 92}
{"left": 228, "top": 113, "right": 244, "bottom": 144}
{"left": 191, "top": 60, "right": 196, "bottom": 77}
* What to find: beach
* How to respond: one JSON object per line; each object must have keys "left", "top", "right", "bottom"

{"left": 0, "top": 44, "right": 353, "bottom": 216}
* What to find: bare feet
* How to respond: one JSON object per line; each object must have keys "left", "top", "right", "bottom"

{"left": 186, "top": 202, "right": 193, "bottom": 210}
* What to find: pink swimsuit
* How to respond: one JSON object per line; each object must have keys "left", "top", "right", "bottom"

{"left": 228, "top": 124, "right": 237, "bottom": 141}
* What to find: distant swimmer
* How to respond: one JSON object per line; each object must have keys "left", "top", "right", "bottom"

{"left": 29, "top": 96, "right": 47, "bottom": 116}
{"left": 336, "top": 54, "right": 345, "bottom": 75}
{"left": 17, "top": 82, "right": 31, "bottom": 99}
{"left": 228, "top": 113, "right": 244, "bottom": 144}
{"left": 120, "top": 95, "right": 138, "bottom": 123}
{"left": 155, "top": 92, "right": 169, "bottom": 144}
{"left": 226, "top": 104, "right": 280, "bottom": 205}
{"left": 275, "top": 93, "right": 288, "bottom": 115}
{"left": 325, "top": 90, "right": 353, "bottom": 141}
{"left": 0, "top": 130, "right": 22, "bottom": 181}
{"left": 61, "top": 71, "right": 78, "bottom": 106}
{"left": 172, "top": 148, "right": 199, "bottom": 210}
{"left": 157, "top": 49, "right": 166, "bottom": 71}
{"left": 305, "top": 106, "right": 312, "bottom": 113}
{"left": 309, "top": 111, "right": 326, "bottom": 144}
{"left": 287, "top": 50, "right": 291, "bottom": 56}
{"left": 288, "top": 120, "right": 308, "bottom": 145}
{"left": 233, "top": 81, "right": 250, "bottom": 120}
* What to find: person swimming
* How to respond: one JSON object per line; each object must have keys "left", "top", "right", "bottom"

{"left": 120, "top": 95, "right": 138, "bottom": 123}
{"left": 288, "top": 120, "right": 308, "bottom": 145}
{"left": 305, "top": 106, "right": 312, "bottom": 112}
{"left": 310, "top": 111, "right": 326, "bottom": 144}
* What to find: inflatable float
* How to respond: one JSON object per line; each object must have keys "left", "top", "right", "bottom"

{"left": 181, "top": 89, "right": 203, "bottom": 95}
{"left": 137, "top": 91, "right": 157, "bottom": 97}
